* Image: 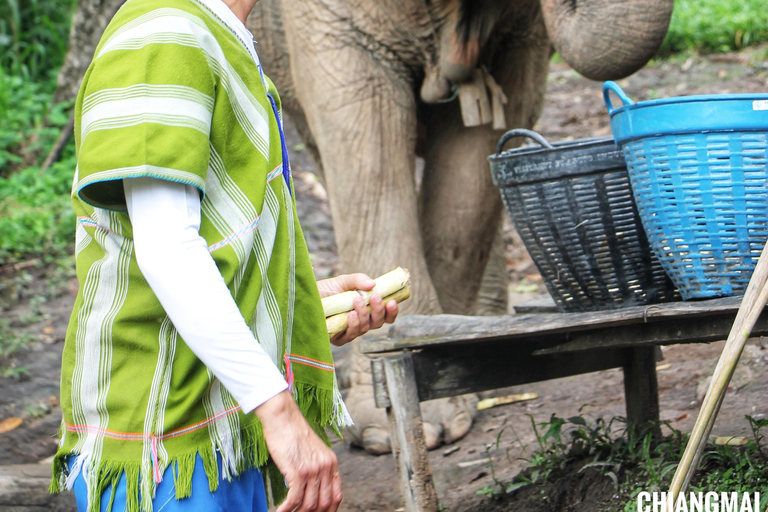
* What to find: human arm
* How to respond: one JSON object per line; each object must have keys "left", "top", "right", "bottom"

{"left": 316, "top": 274, "right": 399, "bottom": 346}
{"left": 124, "top": 177, "right": 289, "bottom": 412}
{"left": 256, "top": 391, "right": 343, "bottom": 512}
{"left": 125, "top": 177, "right": 342, "bottom": 511}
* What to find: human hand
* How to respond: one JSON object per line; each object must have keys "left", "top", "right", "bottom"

{"left": 255, "top": 391, "right": 342, "bottom": 512}
{"left": 317, "top": 274, "right": 398, "bottom": 346}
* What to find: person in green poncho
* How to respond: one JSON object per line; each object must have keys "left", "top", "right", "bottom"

{"left": 50, "top": 0, "right": 398, "bottom": 511}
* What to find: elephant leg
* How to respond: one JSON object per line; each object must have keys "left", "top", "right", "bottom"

{"left": 419, "top": 13, "right": 551, "bottom": 315}
{"left": 474, "top": 222, "right": 509, "bottom": 316}
{"left": 419, "top": 108, "right": 506, "bottom": 315}
{"left": 280, "top": 2, "right": 445, "bottom": 454}
{"left": 416, "top": 114, "right": 503, "bottom": 445}
{"left": 418, "top": 20, "right": 551, "bottom": 444}
{"left": 281, "top": 9, "right": 439, "bottom": 314}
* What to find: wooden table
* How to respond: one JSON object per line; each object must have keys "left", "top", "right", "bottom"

{"left": 361, "top": 296, "right": 768, "bottom": 512}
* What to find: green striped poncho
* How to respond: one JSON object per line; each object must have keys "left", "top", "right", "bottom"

{"left": 50, "top": 0, "right": 348, "bottom": 510}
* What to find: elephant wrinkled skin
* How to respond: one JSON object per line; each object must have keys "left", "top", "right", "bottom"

{"left": 247, "top": 0, "right": 672, "bottom": 453}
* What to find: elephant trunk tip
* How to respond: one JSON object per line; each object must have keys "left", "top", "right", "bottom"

{"left": 542, "top": 0, "right": 673, "bottom": 81}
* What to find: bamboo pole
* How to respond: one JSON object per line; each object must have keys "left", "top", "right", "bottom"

{"left": 667, "top": 238, "right": 768, "bottom": 508}
{"left": 326, "top": 286, "right": 411, "bottom": 339}
{"left": 322, "top": 267, "right": 410, "bottom": 317}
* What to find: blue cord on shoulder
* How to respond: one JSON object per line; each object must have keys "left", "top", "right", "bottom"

{"left": 266, "top": 93, "right": 292, "bottom": 196}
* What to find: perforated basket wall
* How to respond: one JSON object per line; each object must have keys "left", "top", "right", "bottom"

{"left": 604, "top": 81, "right": 768, "bottom": 300}
{"left": 489, "top": 131, "right": 678, "bottom": 313}
{"left": 622, "top": 132, "right": 768, "bottom": 299}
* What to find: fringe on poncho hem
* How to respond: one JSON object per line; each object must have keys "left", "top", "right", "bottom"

{"left": 50, "top": 381, "right": 352, "bottom": 512}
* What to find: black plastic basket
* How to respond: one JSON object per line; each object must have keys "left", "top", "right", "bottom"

{"left": 488, "top": 129, "right": 679, "bottom": 312}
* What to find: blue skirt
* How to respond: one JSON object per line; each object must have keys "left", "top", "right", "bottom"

{"left": 68, "top": 455, "right": 268, "bottom": 512}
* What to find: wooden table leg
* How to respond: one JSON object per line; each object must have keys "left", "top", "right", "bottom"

{"left": 382, "top": 352, "right": 439, "bottom": 512}
{"left": 623, "top": 347, "right": 661, "bottom": 436}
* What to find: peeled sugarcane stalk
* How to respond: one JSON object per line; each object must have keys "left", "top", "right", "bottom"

{"left": 324, "top": 267, "right": 411, "bottom": 338}
{"left": 326, "top": 286, "right": 411, "bottom": 339}
{"left": 668, "top": 238, "right": 768, "bottom": 508}
{"left": 322, "top": 267, "right": 410, "bottom": 317}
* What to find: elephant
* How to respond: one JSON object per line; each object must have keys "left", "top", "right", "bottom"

{"left": 246, "top": 0, "right": 673, "bottom": 453}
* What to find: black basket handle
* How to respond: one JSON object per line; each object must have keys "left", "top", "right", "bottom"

{"left": 495, "top": 129, "right": 554, "bottom": 155}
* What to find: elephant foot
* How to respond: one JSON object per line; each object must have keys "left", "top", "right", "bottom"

{"left": 345, "top": 383, "right": 390, "bottom": 454}
{"left": 346, "top": 381, "right": 478, "bottom": 454}
{"left": 355, "top": 420, "right": 442, "bottom": 454}
{"left": 443, "top": 395, "right": 479, "bottom": 444}
{"left": 422, "top": 394, "right": 479, "bottom": 446}
{"left": 344, "top": 339, "right": 478, "bottom": 454}
{"left": 360, "top": 425, "right": 390, "bottom": 455}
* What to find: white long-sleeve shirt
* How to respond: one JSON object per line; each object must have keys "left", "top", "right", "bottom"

{"left": 124, "top": 178, "right": 288, "bottom": 413}
{"left": 119, "top": 0, "right": 290, "bottom": 413}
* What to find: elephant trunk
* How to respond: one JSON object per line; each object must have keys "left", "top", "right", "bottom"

{"left": 540, "top": 0, "right": 673, "bottom": 81}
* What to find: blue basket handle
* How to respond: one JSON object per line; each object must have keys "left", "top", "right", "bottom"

{"left": 495, "top": 129, "right": 554, "bottom": 155}
{"left": 602, "top": 81, "right": 634, "bottom": 114}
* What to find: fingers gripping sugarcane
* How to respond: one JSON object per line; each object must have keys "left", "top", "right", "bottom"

{"left": 323, "top": 268, "right": 411, "bottom": 338}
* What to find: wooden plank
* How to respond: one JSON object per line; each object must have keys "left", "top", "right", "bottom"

{"left": 363, "top": 297, "right": 748, "bottom": 354}
{"left": 0, "top": 463, "right": 77, "bottom": 511}
{"left": 371, "top": 358, "right": 390, "bottom": 408}
{"left": 623, "top": 347, "right": 661, "bottom": 435}
{"left": 383, "top": 353, "right": 439, "bottom": 512}
{"left": 534, "top": 311, "right": 768, "bottom": 355}
{"left": 381, "top": 297, "right": 744, "bottom": 340}
{"left": 409, "top": 343, "right": 630, "bottom": 401}
{"left": 512, "top": 295, "right": 559, "bottom": 314}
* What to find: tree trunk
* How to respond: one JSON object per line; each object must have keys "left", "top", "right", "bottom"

{"left": 53, "top": 0, "right": 126, "bottom": 104}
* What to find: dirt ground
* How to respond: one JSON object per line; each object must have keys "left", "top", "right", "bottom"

{"left": 2, "top": 46, "right": 768, "bottom": 511}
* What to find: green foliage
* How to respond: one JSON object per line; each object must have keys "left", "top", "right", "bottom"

{"left": 659, "top": 0, "right": 768, "bottom": 56}
{"left": 0, "top": 152, "right": 76, "bottom": 266}
{"left": 692, "top": 417, "right": 768, "bottom": 499}
{"left": 0, "top": 67, "right": 76, "bottom": 269}
{"left": 0, "top": 0, "right": 77, "bottom": 81}
{"left": 0, "top": 0, "right": 77, "bottom": 267}
{"left": 0, "top": 67, "right": 72, "bottom": 174}
{"left": 0, "top": 316, "right": 35, "bottom": 360}
{"left": 478, "top": 413, "right": 768, "bottom": 511}
{"left": 1, "top": 364, "right": 30, "bottom": 380}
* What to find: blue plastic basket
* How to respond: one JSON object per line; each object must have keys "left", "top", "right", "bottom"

{"left": 603, "top": 81, "right": 768, "bottom": 299}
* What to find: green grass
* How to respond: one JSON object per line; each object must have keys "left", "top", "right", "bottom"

{"left": 0, "top": 313, "right": 35, "bottom": 377}
{"left": 0, "top": 156, "right": 76, "bottom": 266}
{"left": 659, "top": 0, "right": 768, "bottom": 56}
{"left": 0, "top": 67, "right": 76, "bottom": 269}
{"left": 477, "top": 413, "right": 768, "bottom": 511}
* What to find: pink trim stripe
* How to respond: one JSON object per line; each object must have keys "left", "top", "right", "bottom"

{"left": 77, "top": 216, "right": 120, "bottom": 237}
{"left": 283, "top": 353, "right": 294, "bottom": 393}
{"left": 207, "top": 216, "right": 261, "bottom": 253}
{"left": 285, "top": 354, "right": 335, "bottom": 372}
{"left": 64, "top": 405, "right": 240, "bottom": 442}
{"left": 151, "top": 436, "right": 161, "bottom": 483}
{"left": 267, "top": 164, "right": 283, "bottom": 182}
